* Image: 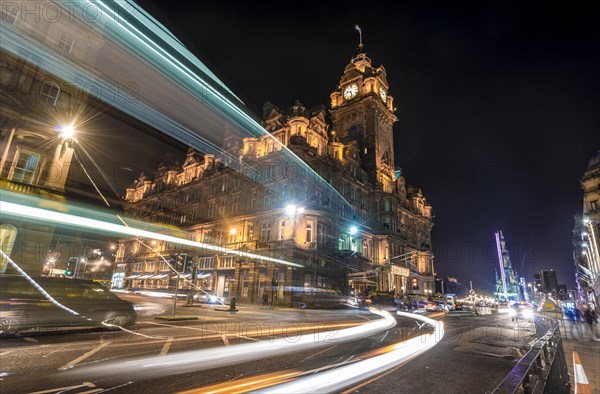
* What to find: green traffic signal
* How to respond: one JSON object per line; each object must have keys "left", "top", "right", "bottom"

{"left": 64, "top": 269, "right": 74, "bottom": 277}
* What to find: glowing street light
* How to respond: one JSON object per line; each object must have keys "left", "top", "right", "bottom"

{"left": 229, "top": 228, "right": 237, "bottom": 235}
{"left": 349, "top": 226, "right": 358, "bottom": 236}
{"left": 58, "top": 124, "right": 76, "bottom": 140}
{"left": 285, "top": 204, "right": 304, "bottom": 216}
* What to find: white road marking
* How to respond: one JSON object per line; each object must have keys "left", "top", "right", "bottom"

{"left": 22, "top": 337, "right": 38, "bottom": 343}
{"left": 30, "top": 382, "right": 97, "bottom": 394}
{"left": 96, "top": 381, "right": 133, "bottom": 393}
{"left": 58, "top": 342, "right": 112, "bottom": 370}
{"left": 160, "top": 337, "right": 174, "bottom": 356}
{"left": 221, "top": 333, "right": 230, "bottom": 346}
{"left": 301, "top": 345, "right": 337, "bottom": 362}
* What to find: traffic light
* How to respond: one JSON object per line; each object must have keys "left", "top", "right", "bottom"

{"left": 174, "top": 253, "right": 183, "bottom": 272}
{"left": 64, "top": 257, "right": 78, "bottom": 277}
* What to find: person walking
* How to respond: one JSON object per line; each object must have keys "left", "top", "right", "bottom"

{"left": 583, "top": 305, "right": 599, "bottom": 341}
{"left": 262, "top": 289, "right": 269, "bottom": 307}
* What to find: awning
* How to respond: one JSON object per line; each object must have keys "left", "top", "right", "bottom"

{"left": 171, "top": 273, "right": 192, "bottom": 279}
{"left": 125, "top": 274, "right": 141, "bottom": 280}
{"left": 138, "top": 274, "right": 154, "bottom": 279}
{"left": 196, "top": 272, "right": 213, "bottom": 279}
{"left": 151, "top": 274, "right": 169, "bottom": 279}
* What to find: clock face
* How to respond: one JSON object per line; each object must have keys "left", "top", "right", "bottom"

{"left": 379, "top": 88, "right": 387, "bottom": 103}
{"left": 344, "top": 84, "right": 358, "bottom": 99}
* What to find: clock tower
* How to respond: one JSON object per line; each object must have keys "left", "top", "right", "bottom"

{"left": 330, "top": 51, "right": 397, "bottom": 191}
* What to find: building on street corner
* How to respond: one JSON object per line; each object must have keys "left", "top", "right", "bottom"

{"left": 573, "top": 150, "right": 600, "bottom": 306}
{"left": 117, "top": 45, "right": 435, "bottom": 306}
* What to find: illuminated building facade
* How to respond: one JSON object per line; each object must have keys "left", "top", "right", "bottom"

{"left": 494, "top": 230, "right": 520, "bottom": 302}
{"left": 0, "top": 1, "right": 104, "bottom": 274}
{"left": 573, "top": 150, "right": 600, "bottom": 305}
{"left": 119, "top": 49, "right": 435, "bottom": 305}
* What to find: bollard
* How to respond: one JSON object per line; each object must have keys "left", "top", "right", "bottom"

{"left": 229, "top": 297, "right": 238, "bottom": 312}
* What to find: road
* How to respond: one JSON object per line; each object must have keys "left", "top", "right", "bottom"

{"left": 0, "top": 295, "right": 535, "bottom": 393}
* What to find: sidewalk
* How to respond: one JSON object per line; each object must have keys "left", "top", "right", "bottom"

{"left": 559, "top": 320, "right": 600, "bottom": 393}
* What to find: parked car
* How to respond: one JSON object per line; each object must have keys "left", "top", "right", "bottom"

{"left": 0, "top": 275, "right": 137, "bottom": 336}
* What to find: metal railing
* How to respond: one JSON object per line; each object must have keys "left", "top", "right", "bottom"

{"left": 493, "top": 315, "right": 570, "bottom": 394}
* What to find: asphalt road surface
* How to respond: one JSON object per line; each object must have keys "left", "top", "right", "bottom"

{"left": 0, "top": 295, "right": 535, "bottom": 393}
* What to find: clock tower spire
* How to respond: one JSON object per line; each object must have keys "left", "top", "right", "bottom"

{"left": 329, "top": 43, "right": 397, "bottom": 191}
{"left": 355, "top": 24, "right": 364, "bottom": 52}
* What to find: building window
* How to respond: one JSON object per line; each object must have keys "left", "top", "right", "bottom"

{"left": 40, "top": 81, "right": 60, "bottom": 105}
{"left": 279, "top": 220, "right": 286, "bottom": 240}
{"left": 318, "top": 223, "right": 327, "bottom": 245}
{"left": 251, "top": 191, "right": 257, "bottom": 208}
{"left": 232, "top": 195, "right": 240, "bottom": 214}
{"left": 247, "top": 224, "right": 254, "bottom": 241}
{"left": 264, "top": 189, "right": 272, "bottom": 207}
{"left": 207, "top": 201, "right": 215, "bottom": 219}
{"left": 591, "top": 200, "right": 598, "bottom": 211}
{"left": 1, "top": 3, "right": 19, "bottom": 24}
{"left": 260, "top": 223, "right": 271, "bottom": 242}
{"left": 9, "top": 149, "right": 40, "bottom": 185}
{"left": 306, "top": 222, "right": 313, "bottom": 243}
{"left": 219, "top": 198, "right": 226, "bottom": 216}
{"left": 228, "top": 229, "right": 237, "bottom": 244}
{"left": 384, "top": 199, "right": 390, "bottom": 212}
{"left": 57, "top": 33, "right": 76, "bottom": 53}
{"left": 215, "top": 230, "right": 223, "bottom": 245}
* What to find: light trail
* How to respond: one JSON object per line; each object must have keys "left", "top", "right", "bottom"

{"left": 255, "top": 312, "right": 444, "bottom": 393}
{"left": 0, "top": 192, "right": 301, "bottom": 268}
{"left": 0, "top": 0, "right": 352, "bottom": 213}
{"left": 63, "top": 308, "right": 395, "bottom": 378}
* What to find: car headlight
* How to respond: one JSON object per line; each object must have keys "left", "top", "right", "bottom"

{"left": 508, "top": 309, "right": 517, "bottom": 316}
{"left": 522, "top": 309, "right": 533, "bottom": 319}
{"left": 210, "top": 295, "right": 218, "bottom": 303}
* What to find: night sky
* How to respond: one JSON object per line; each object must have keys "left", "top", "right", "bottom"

{"left": 134, "top": 0, "right": 600, "bottom": 291}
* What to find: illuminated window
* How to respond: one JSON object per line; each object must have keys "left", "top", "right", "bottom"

{"left": 412, "top": 277, "right": 419, "bottom": 290}
{"left": 57, "top": 33, "right": 76, "bottom": 53}
{"left": 9, "top": 149, "right": 40, "bottom": 185}
{"left": 591, "top": 200, "right": 598, "bottom": 211}
{"left": 279, "top": 220, "right": 286, "bottom": 240}
{"left": 40, "top": 81, "right": 60, "bottom": 105}
{"left": 306, "top": 222, "right": 313, "bottom": 243}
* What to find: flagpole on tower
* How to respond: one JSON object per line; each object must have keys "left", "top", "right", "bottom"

{"left": 355, "top": 24, "right": 363, "bottom": 51}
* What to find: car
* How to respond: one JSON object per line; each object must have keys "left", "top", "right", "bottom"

{"left": 0, "top": 275, "right": 137, "bottom": 336}
{"left": 509, "top": 305, "right": 534, "bottom": 321}
{"left": 193, "top": 291, "right": 224, "bottom": 304}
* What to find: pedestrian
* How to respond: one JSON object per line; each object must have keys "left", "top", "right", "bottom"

{"left": 583, "top": 305, "right": 597, "bottom": 336}
{"left": 262, "top": 290, "right": 269, "bottom": 307}
{"left": 574, "top": 304, "right": 582, "bottom": 322}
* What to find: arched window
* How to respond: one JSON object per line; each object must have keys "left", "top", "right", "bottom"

{"left": 40, "top": 81, "right": 60, "bottom": 105}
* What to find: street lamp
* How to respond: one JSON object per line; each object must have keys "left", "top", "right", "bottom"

{"left": 59, "top": 124, "right": 76, "bottom": 140}
{"left": 285, "top": 204, "right": 304, "bottom": 216}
